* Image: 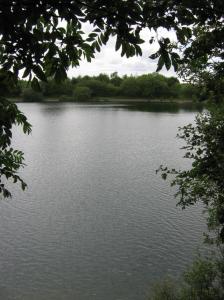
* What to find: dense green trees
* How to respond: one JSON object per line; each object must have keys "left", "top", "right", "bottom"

{"left": 75, "top": 77, "right": 118, "bottom": 97}
{"left": 17, "top": 73, "right": 196, "bottom": 102}
{"left": 22, "top": 88, "right": 44, "bottom": 102}
{"left": 120, "top": 76, "right": 141, "bottom": 97}
{"left": 41, "top": 79, "right": 74, "bottom": 97}
{"left": 137, "top": 74, "right": 170, "bottom": 98}
{"left": 73, "top": 86, "right": 92, "bottom": 101}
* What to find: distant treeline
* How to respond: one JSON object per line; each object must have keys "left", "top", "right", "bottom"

{"left": 6, "top": 72, "right": 199, "bottom": 102}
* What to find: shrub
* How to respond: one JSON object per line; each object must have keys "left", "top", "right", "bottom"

{"left": 120, "top": 77, "right": 141, "bottom": 97}
{"left": 77, "top": 79, "right": 115, "bottom": 97}
{"left": 22, "top": 88, "right": 44, "bottom": 102}
{"left": 73, "top": 86, "right": 92, "bottom": 101}
{"left": 149, "top": 277, "right": 179, "bottom": 300}
{"left": 41, "top": 79, "right": 73, "bottom": 97}
{"left": 148, "top": 257, "right": 222, "bottom": 300}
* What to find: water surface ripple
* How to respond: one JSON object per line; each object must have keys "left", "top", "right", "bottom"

{"left": 0, "top": 103, "right": 206, "bottom": 300}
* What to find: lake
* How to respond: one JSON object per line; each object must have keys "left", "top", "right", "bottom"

{"left": 0, "top": 102, "right": 206, "bottom": 300}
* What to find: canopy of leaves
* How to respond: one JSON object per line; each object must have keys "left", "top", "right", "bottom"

{"left": 0, "top": 0, "right": 223, "bottom": 85}
{"left": 17, "top": 74, "right": 193, "bottom": 101}
{"left": 73, "top": 85, "right": 92, "bottom": 101}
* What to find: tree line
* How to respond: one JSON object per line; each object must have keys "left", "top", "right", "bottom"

{"left": 7, "top": 72, "right": 199, "bottom": 102}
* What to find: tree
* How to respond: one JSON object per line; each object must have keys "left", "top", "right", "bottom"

{"left": 110, "top": 72, "right": 122, "bottom": 87}
{"left": 22, "top": 88, "right": 44, "bottom": 102}
{"left": 120, "top": 77, "right": 141, "bottom": 97}
{"left": 0, "top": 0, "right": 223, "bottom": 197}
{"left": 137, "top": 73, "right": 170, "bottom": 99}
{"left": 73, "top": 86, "right": 92, "bottom": 101}
{"left": 158, "top": 105, "right": 224, "bottom": 245}
{"left": 95, "top": 73, "right": 110, "bottom": 83}
{"left": 1, "top": 1, "right": 223, "bottom": 89}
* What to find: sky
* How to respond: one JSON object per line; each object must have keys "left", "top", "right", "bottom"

{"left": 68, "top": 25, "right": 178, "bottom": 79}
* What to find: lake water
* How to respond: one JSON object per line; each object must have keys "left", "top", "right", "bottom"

{"left": 0, "top": 102, "right": 206, "bottom": 300}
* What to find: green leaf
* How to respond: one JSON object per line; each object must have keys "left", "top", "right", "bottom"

{"left": 135, "top": 44, "right": 142, "bottom": 56}
{"left": 22, "top": 68, "right": 30, "bottom": 79}
{"left": 115, "top": 38, "right": 122, "bottom": 51}
{"left": 164, "top": 52, "right": 171, "bottom": 70}
{"left": 156, "top": 56, "right": 164, "bottom": 72}
{"left": 33, "top": 65, "right": 47, "bottom": 82}
{"left": 95, "top": 42, "right": 100, "bottom": 52}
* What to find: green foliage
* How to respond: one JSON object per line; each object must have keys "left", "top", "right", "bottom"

{"left": 95, "top": 73, "right": 110, "bottom": 83}
{"left": 19, "top": 74, "right": 197, "bottom": 100}
{"left": 0, "top": 98, "right": 31, "bottom": 198}
{"left": 22, "top": 88, "right": 44, "bottom": 102}
{"left": 0, "top": 1, "right": 147, "bottom": 87}
{"left": 183, "top": 258, "right": 218, "bottom": 299}
{"left": 158, "top": 105, "right": 224, "bottom": 244}
{"left": 179, "top": 61, "right": 224, "bottom": 104}
{"left": 77, "top": 79, "right": 119, "bottom": 97}
{"left": 73, "top": 86, "right": 92, "bottom": 101}
{"left": 41, "top": 79, "right": 73, "bottom": 97}
{"left": 110, "top": 72, "right": 122, "bottom": 86}
{"left": 120, "top": 77, "right": 141, "bottom": 97}
{"left": 179, "top": 84, "right": 199, "bottom": 101}
{"left": 149, "top": 277, "right": 179, "bottom": 300}
{"left": 137, "top": 74, "right": 170, "bottom": 98}
{"left": 156, "top": 90, "right": 224, "bottom": 297}
{"left": 149, "top": 257, "right": 223, "bottom": 300}
{"left": 0, "top": 1, "right": 222, "bottom": 88}
{"left": 0, "top": 69, "right": 21, "bottom": 97}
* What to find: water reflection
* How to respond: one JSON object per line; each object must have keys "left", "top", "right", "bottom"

{"left": 121, "top": 101, "right": 204, "bottom": 113}
{"left": 28, "top": 101, "right": 204, "bottom": 116}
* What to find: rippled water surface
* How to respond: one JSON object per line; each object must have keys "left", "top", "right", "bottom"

{"left": 0, "top": 103, "right": 206, "bottom": 300}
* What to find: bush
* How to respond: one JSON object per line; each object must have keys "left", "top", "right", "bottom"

{"left": 137, "top": 74, "right": 170, "bottom": 99}
{"left": 120, "top": 77, "right": 141, "bottom": 97}
{"left": 179, "top": 84, "right": 199, "bottom": 100}
{"left": 148, "top": 257, "right": 222, "bottom": 300}
{"left": 41, "top": 79, "right": 73, "bottom": 97}
{"left": 22, "top": 88, "right": 44, "bottom": 102}
{"left": 73, "top": 86, "right": 92, "bottom": 101}
{"left": 149, "top": 277, "right": 179, "bottom": 300}
{"left": 77, "top": 79, "right": 118, "bottom": 97}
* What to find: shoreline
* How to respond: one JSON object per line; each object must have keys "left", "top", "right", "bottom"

{"left": 9, "top": 96, "right": 195, "bottom": 104}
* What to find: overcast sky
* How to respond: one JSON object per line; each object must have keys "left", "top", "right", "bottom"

{"left": 68, "top": 25, "right": 178, "bottom": 78}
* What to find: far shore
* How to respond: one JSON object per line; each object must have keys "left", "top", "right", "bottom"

{"left": 9, "top": 96, "right": 195, "bottom": 104}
